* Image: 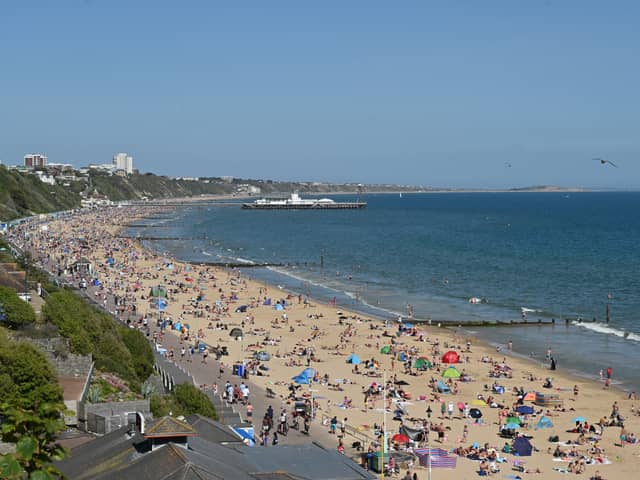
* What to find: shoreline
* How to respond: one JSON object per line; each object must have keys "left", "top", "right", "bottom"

{"left": 129, "top": 207, "right": 639, "bottom": 398}
{"left": 9, "top": 205, "right": 640, "bottom": 480}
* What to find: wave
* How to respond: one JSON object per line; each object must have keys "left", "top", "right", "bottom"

{"left": 572, "top": 321, "right": 640, "bottom": 342}
{"left": 201, "top": 250, "right": 212, "bottom": 256}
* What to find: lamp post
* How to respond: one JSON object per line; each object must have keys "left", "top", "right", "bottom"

{"left": 426, "top": 405, "right": 432, "bottom": 480}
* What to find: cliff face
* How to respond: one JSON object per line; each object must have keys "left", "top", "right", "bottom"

{"left": 1, "top": 166, "right": 419, "bottom": 221}
{"left": 0, "top": 166, "right": 82, "bottom": 220}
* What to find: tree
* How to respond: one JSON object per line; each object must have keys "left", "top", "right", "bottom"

{"left": 0, "top": 332, "right": 62, "bottom": 410}
{"left": 149, "top": 383, "right": 217, "bottom": 420}
{"left": 0, "top": 286, "right": 36, "bottom": 328}
{"left": 173, "top": 384, "right": 217, "bottom": 419}
{"left": 0, "top": 402, "right": 68, "bottom": 479}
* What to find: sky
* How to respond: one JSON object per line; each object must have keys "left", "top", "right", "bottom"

{"left": 1, "top": 1, "right": 638, "bottom": 189}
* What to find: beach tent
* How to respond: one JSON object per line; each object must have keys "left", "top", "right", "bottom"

{"left": 436, "top": 380, "right": 451, "bottom": 394}
{"left": 400, "top": 425, "right": 426, "bottom": 442}
{"left": 263, "top": 298, "right": 272, "bottom": 305}
{"left": 442, "top": 367, "right": 461, "bottom": 379}
{"left": 346, "top": 354, "right": 361, "bottom": 365}
{"left": 255, "top": 351, "right": 271, "bottom": 361}
{"left": 512, "top": 437, "right": 533, "bottom": 456}
{"left": 174, "top": 321, "right": 182, "bottom": 332}
{"left": 391, "top": 433, "right": 410, "bottom": 444}
{"left": 441, "top": 350, "right": 460, "bottom": 364}
{"left": 380, "top": 345, "right": 391, "bottom": 354}
{"left": 469, "top": 408, "right": 483, "bottom": 419}
{"left": 235, "top": 305, "right": 248, "bottom": 313}
{"left": 535, "top": 416, "right": 554, "bottom": 430}
{"left": 292, "top": 368, "right": 316, "bottom": 385}
{"left": 505, "top": 422, "right": 520, "bottom": 430}
{"left": 397, "top": 352, "right": 407, "bottom": 361}
{"left": 230, "top": 327, "right": 243, "bottom": 339}
{"left": 414, "top": 358, "right": 431, "bottom": 370}
{"left": 105, "top": 257, "right": 115, "bottom": 266}
{"left": 506, "top": 417, "right": 520, "bottom": 425}
{"left": 149, "top": 285, "right": 167, "bottom": 298}
{"left": 516, "top": 405, "right": 534, "bottom": 415}
{"left": 275, "top": 303, "right": 284, "bottom": 311}
{"left": 523, "top": 392, "right": 536, "bottom": 401}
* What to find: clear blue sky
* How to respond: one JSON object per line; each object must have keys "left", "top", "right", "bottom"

{"left": 1, "top": 1, "right": 638, "bottom": 188}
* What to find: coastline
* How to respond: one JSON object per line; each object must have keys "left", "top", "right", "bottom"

{"left": 9, "top": 205, "right": 640, "bottom": 479}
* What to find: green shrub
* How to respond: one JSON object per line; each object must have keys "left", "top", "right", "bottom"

{"left": 149, "top": 383, "right": 217, "bottom": 420}
{"left": 0, "top": 286, "right": 36, "bottom": 329}
{"left": 41, "top": 290, "right": 153, "bottom": 392}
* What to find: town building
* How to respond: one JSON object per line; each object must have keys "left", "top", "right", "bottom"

{"left": 112, "top": 153, "right": 133, "bottom": 174}
{"left": 24, "top": 153, "right": 48, "bottom": 168}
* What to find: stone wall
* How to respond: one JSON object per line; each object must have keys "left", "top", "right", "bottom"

{"left": 23, "top": 336, "right": 93, "bottom": 378}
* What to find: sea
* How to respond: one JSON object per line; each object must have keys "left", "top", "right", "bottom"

{"left": 131, "top": 192, "right": 640, "bottom": 392}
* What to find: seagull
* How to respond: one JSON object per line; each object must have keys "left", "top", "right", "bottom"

{"left": 593, "top": 158, "right": 618, "bottom": 168}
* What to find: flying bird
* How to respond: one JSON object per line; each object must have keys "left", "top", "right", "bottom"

{"left": 593, "top": 158, "right": 618, "bottom": 168}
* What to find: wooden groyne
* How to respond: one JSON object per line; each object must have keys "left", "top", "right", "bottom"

{"left": 412, "top": 318, "right": 598, "bottom": 328}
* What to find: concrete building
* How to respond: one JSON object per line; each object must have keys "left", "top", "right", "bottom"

{"left": 112, "top": 153, "right": 133, "bottom": 174}
{"left": 24, "top": 153, "right": 48, "bottom": 168}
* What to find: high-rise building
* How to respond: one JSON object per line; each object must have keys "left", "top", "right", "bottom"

{"left": 24, "top": 153, "right": 48, "bottom": 168}
{"left": 112, "top": 153, "right": 133, "bottom": 174}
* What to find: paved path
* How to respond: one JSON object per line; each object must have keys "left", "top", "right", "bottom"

{"left": 31, "top": 253, "right": 342, "bottom": 451}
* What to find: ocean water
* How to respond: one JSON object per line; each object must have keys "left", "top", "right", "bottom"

{"left": 134, "top": 192, "right": 640, "bottom": 391}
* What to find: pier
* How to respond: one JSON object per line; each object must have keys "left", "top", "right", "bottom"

{"left": 242, "top": 202, "right": 366, "bottom": 210}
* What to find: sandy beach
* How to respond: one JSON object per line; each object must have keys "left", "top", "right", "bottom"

{"left": 9, "top": 205, "right": 640, "bottom": 480}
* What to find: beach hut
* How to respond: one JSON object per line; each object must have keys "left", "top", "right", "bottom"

{"left": 441, "top": 350, "right": 460, "bottom": 364}
{"left": 346, "top": 353, "right": 361, "bottom": 365}
{"left": 442, "top": 367, "right": 461, "bottom": 379}
{"left": 512, "top": 437, "right": 533, "bottom": 456}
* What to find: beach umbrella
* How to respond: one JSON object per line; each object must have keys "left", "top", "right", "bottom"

{"left": 571, "top": 416, "right": 586, "bottom": 423}
{"left": 506, "top": 416, "right": 520, "bottom": 425}
{"left": 442, "top": 367, "right": 461, "bottom": 379}
{"left": 505, "top": 422, "right": 520, "bottom": 430}
{"left": 391, "top": 433, "right": 411, "bottom": 444}
{"left": 469, "top": 408, "right": 483, "bottom": 419}
{"left": 230, "top": 327, "right": 243, "bottom": 338}
{"left": 457, "top": 402, "right": 465, "bottom": 410}
{"left": 471, "top": 399, "right": 487, "bottom": 406}
{"left": 516, "top": 405, "right": 534, "bottom": 415}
